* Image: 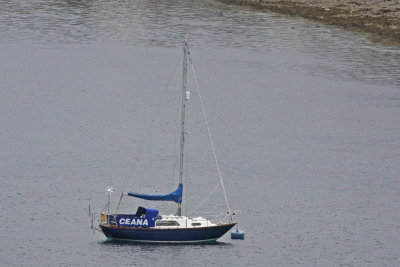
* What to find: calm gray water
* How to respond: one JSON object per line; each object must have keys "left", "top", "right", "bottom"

{"left": 1, "top": 0, "right": 400, "bottom": 266}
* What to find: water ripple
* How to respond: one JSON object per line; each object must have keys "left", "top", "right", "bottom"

{"left": 1, "top": 0, "right": 399, "bottom": 86}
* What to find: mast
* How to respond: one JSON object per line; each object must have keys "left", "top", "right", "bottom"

{"left": 178, "top": 36, "right": 188, "bottom": 216}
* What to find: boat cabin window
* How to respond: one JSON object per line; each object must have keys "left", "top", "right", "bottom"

{"left": 156, "top": 220, "right": 180, "bottom": 226}
{"left": 191, "top": 223, "right": 201, "bottom": 226}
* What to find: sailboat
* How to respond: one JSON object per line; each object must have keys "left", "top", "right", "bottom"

{"left": 95, "top": 37, "right": 237, "bottom": 243}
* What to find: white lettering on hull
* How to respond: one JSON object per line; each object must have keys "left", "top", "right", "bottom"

{"left": 119, "top": 218, "right": 149, "bottom": 226}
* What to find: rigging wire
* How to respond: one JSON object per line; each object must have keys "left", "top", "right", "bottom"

{"left": 188, "top": 52, "right": 231, "bottom": 215}
{"left": 189, "top": 184, "right": 220, "bottom": 216}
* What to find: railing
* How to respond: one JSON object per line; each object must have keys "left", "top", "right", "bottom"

{"left": 89, "top": 212, "right": 103, "bottom": 232}
{"left": 188, "top": 210, "right": 241, "bottom": 224}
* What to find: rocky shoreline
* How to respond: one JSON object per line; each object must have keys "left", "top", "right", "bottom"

{"left": 219, "top": 0, "right": 400, "bottom": 42}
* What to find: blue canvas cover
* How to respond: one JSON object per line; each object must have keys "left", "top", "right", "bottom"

{"left": 135, "top": 206, "right": 159, "bottom": 217}
{"left": 144, "top": 208, "right": 159, "bottom": 217}
{"left": 127, "top": 184, "right": 182, "bottom": 203}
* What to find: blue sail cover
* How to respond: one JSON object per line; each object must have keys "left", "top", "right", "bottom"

{"left": 127, "top": 184, "right": 182, "bottom": 203}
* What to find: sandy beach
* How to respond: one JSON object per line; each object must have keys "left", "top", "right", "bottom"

{"left": 219, "top": 0, "right": 400, "bottom": 41}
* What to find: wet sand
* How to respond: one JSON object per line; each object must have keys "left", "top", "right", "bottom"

{"left": 219, "top": 0, "right": 400, "bottom": 41}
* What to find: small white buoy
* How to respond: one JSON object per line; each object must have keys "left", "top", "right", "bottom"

{"left": 231, "top": 228, "right": 245, "bottom": 240}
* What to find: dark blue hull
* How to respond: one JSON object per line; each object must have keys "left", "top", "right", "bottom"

{"left": 100, "top": 223, "right": 236, "bottom": 243}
